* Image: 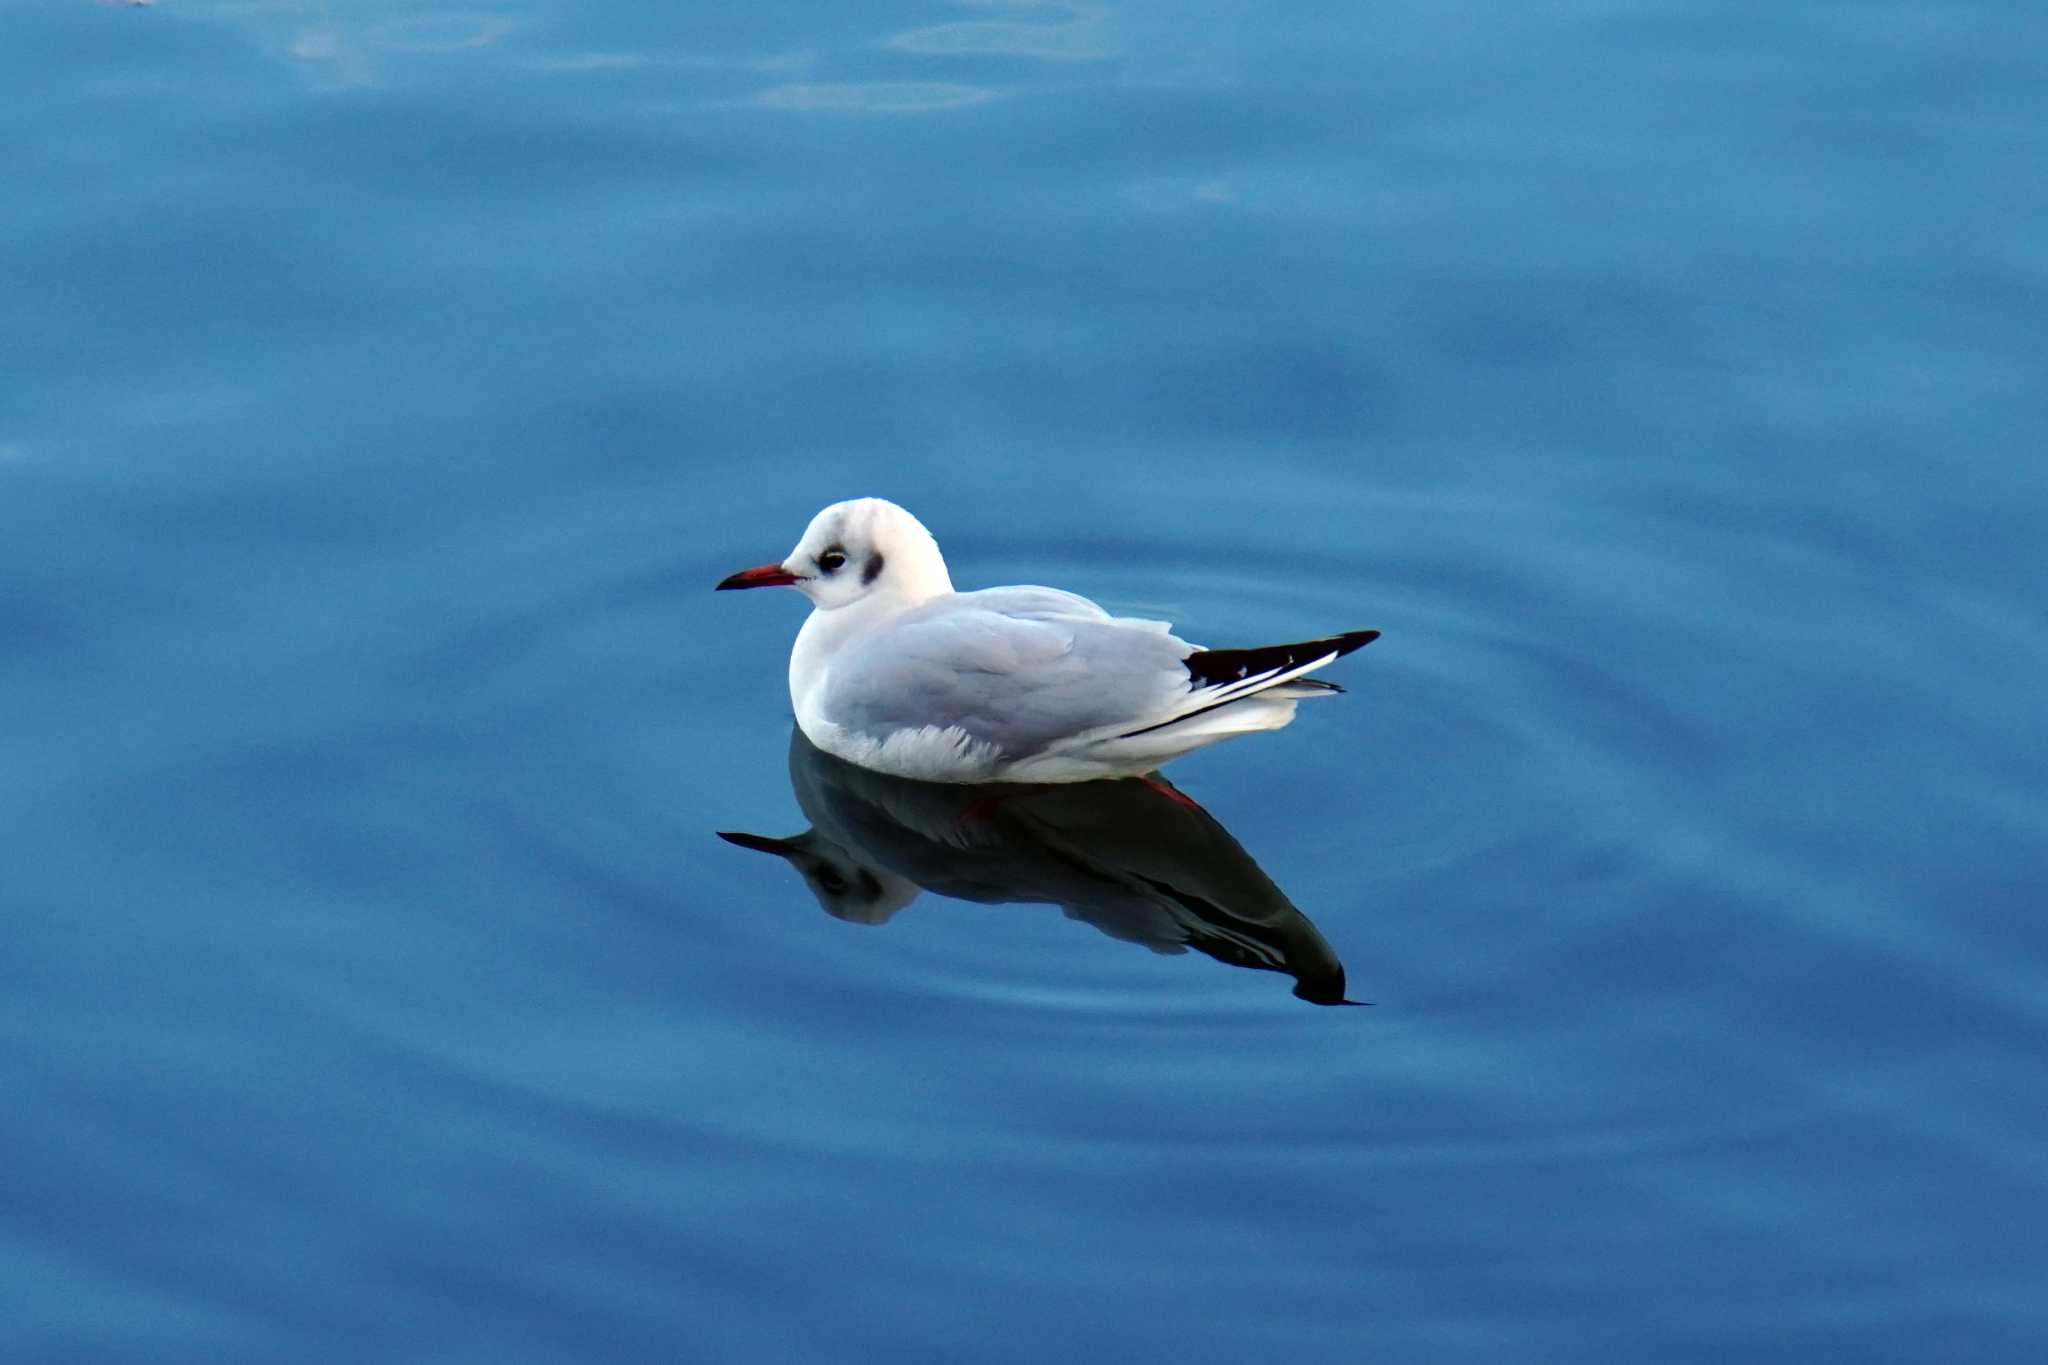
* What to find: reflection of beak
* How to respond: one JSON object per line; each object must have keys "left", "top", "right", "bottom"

{"left": 717, "top": 830, "right": 797, "bottom": 854}
{"left": 715, "top": 563, "right": 800, "bottom": 591}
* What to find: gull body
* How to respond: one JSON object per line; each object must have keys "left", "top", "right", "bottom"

{"left": 717, "top": 498, "right": 1377, "bottom": 783}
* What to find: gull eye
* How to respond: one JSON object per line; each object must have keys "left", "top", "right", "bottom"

{"left": 817, "top": 548, "right": 848, "bottom": 573}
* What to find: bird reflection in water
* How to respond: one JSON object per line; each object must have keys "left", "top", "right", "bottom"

{"left": 720, "top": 729, "right": 1360, "bottom": 1005}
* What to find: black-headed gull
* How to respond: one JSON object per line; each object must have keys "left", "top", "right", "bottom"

{"left": 716, "top": 498, "right": 1378, "bottom": 783}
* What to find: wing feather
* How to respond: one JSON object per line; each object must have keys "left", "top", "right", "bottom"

{"left": 821, "top": 597, "right": 1190, "bottom": 757}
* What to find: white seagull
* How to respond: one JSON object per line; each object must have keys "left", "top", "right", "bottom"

{"left": 716, "top": 498, "right": 1378, "bottom": 783}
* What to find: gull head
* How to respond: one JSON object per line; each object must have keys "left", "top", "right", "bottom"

{"left": 716, "top": 497, "right": 953, "bottom": 610}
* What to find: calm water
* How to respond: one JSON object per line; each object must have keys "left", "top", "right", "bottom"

{"left": 6, "top": 2, "right": 2047, "bottom": 1360}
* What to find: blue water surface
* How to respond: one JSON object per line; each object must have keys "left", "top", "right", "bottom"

{"left": 5, "top": 2, "right": 2046, "bottom": 1361}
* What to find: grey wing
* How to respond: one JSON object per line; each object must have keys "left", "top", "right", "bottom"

{"left": 948, "top": 585, "right": 1112, "bottom": 624}
{"left": 821, "top": 605, "right": 1193, "bottom": 759}
{"left": 954, "top": 586, "right": 1186, "bottom": 642}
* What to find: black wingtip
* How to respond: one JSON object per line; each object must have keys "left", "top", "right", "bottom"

{"left": 1184, "top": 629, "right": 1381, "bottom": 690}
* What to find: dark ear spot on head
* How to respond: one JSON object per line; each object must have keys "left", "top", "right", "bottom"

{"left": 862, "top": 552, "right": 885, "bottom": 586}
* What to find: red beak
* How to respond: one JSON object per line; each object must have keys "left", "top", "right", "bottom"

{"left": 716, "top": 563, "right": 800, "bottom": 591}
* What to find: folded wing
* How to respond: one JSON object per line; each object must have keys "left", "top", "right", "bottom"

{"left": 820, "top": 592, "right": 1192, "bottom": 759}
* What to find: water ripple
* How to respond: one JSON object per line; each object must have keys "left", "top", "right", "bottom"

{"left": 751, "top": 81, "right": 1000, "bottom": 114}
